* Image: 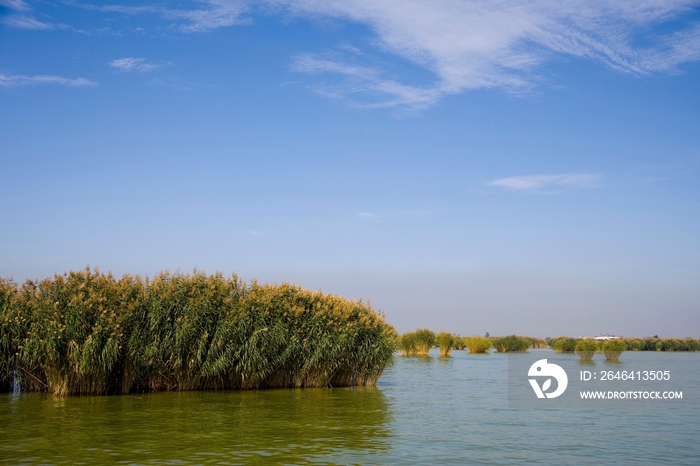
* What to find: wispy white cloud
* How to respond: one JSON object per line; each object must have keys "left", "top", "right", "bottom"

{"left": 109, "top": 57, "right": 161, "bottom": 72}
{"left": 338, "top": 43, "right": 363, "bottom": 55}
{"left": 76, "top": 3, "right": 159, "bottom": 15}
{"left": 0, "top": 73, "right": 97, "bottom": 87}
{"left": 164, "top": 0, "right": 249, "bottom": 32}
{"left": 63, "top": 1, "right": 700, "bottom": 108}
{"left": 0, "top": 0, "right": 30, "bottom": 11}
{"left": 72, "top": 0, "right": 249, "bottom": 32}
{"left": 634, "top": 23, "right": 700, "bottom": 72}
{"left": 0, "top": 14, "right": 53, "bottom": 29}
{"left": 280, "top": 0, "right": 700, "bottom": 108}
{"left": 488, "top": 174, "right": 601, "bottom": 190}
{"left": 291, "top": 53, "right": 441, "bottom": 109}
{"left": 149, "top": 76, "right": 191, "bottom": 91}
{"left": 358, "top": 212, "right": 379, "bottom": 220}
{"left": 1, "top": 0, "right": 67, "bottom": 30}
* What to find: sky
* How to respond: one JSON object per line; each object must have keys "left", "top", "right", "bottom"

{"left": 1, "top": 0, "right": 699, "bottom": 338}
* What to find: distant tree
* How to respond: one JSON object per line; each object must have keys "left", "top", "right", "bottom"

{"left": 484, "top": 332, "right": 490, "bottom": 338}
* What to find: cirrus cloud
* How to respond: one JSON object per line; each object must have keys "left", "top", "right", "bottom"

{"left": 488, "top": 173, "right": 601, "bottom": 190}
{"left": 280, "top": 0, "right": 700, "bottom": 108}
{"left": 56, "top": 1, "right": 700, "bottom": 108}
{"left": 0, "top": 0, "right": 30, "bottom": 11}
{"left": 0, "top": 73, "right": 97, "bottom": 87}
{"left": 109, "top": 57, "right": 162, "bottom": 72}
{"left": 0, "top": 14, "right": 53, "bottom": 29}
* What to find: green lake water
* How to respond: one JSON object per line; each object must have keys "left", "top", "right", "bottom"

{"left": 1, "top": 349, "right": 698, "bottom": 464}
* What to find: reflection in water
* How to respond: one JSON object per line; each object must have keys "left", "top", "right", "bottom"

{"left": 0, "top": 387, "right": 391, "bottom": 464}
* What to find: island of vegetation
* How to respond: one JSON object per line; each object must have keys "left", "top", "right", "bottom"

{"left": 0, "top": 268, "right": 396, "bottom": 396}
{"left": 396, "top": 330, "right": 699, "bottom": 359}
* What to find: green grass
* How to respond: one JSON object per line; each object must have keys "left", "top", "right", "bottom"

{"left": 0, "top": 268, "right": 397, "bottom": 395}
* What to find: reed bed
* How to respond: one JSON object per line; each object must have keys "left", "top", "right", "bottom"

{"left": 0, "top": 278, "right": 19, "bottom": 393}
{"left": 552, "top": 337, "right": 577, "bottom": 353}
{"left": 463, "top": 336, "right": 492, "bottom": 353}
{"left": 0, "top": 268, "right": 397, "bottom": 396}
{"left": 548, "top": 337, "right": 700, "bottom": 353}
{"left": 603, "top": 340, "right": 626, "bottom": 361}
{"left": 436, "top": 332, "right": 457, "bottom": 357}
{"left": 574, "top": 339, "right": 597, "bottom": 361}
{"left": 492, "top": 335, "right": 529, "bottom": 353}
{"left": 398, "top": 329, "right": 435, "bottom": 356}
{"left": 620, "top": 337, "right": 699, "bottom": 352}
{"left": 525, "top": 337, "right": 549, "bottom": 349}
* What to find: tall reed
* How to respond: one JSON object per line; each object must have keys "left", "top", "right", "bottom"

{"left": 526, "top": 337, "right": 549, "bottom": 349}
{"left": 574, "top": 339, "right": 597, "bottom": 361}
{"left": 398, "top": 329, "right": 435, "bottom": 356}
{"left": 0, "top": 278, "right": 20, "bottom": 393}
{"left": 603, "top": 340, "right": 626, "bottom": 361}
{"left": 463, "top": 336, "right": 491, "bottom": 353}
{"left": 2, "top": 268, "right": 397, "bottom": 395}
{"left": 452, "top": 337, "right": 466, "bottom": 351}
{"left": 492, "top": 335, "right": 529, "bottom": 352}
{"left": 553, "top": 337, "right": 577, "bottom": 353}
{"left": 15, "top": 269, "right": 147, "bottom": 395}
{"left": 548, "top": 337, "right": 700, "bottom": 352}
{"left": 436, "top": 332, "right": 457, "bottom": 357}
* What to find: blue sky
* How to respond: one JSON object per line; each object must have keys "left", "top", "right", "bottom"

{"left": 1, "top": 0, "right": 699, "bottom": 337}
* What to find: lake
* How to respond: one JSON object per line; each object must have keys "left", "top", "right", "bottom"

{"left": 1, "top": 349, "right": 698, "bottom": 464}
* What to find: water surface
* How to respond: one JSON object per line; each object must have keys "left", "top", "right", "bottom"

{"left": 1, "top": 349, "right": 698, "bottom": 464}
